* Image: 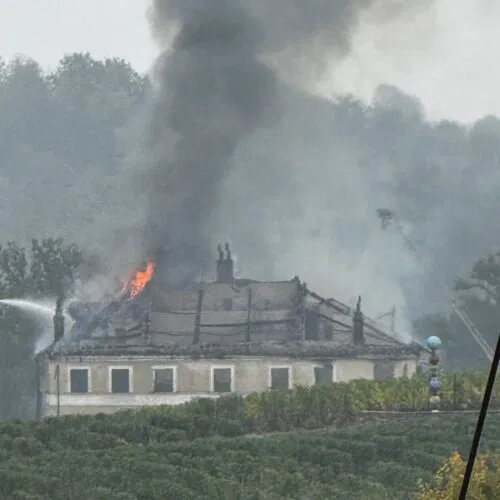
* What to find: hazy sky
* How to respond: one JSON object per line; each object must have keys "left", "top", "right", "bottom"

{"left": 0, "top": 0, "right": 499, "bottom": 123}
{"left": 0, "top": 1, "right": 158, "bottom": 72}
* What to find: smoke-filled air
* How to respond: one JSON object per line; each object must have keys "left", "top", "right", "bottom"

{"left": 2, "top": 0, "right": 500, "bottom": 337}
{"left": 4, "top": 2, "right": 500, "bottom": 496}
{"left": 121, "top": 0, "right": 492, "bottom": 333}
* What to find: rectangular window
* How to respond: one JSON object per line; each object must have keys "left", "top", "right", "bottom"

{"left": 314, "top": 365, "right": 333, "bottom": 386}
{"left": 324, "top": 323, "right": 334, "bottom": 340}
{"left": 212, "top": 367, "right": 232, "bottom": 393}
{"left": 70, "top": 368, "right": 89, "bottom": 393}
{"left": 153, "top": 368, "right": 175, "bottom": 393}
{"left": 270, "top": 367, "right": 290, "bottom": 391}
{"left": 304, "top": 308, "right": 319, "bottom": 340}
{"left": 374, "top": 362, "right": 395, "bottom": 381}
{"left": 111, "top": 368, "right": 130, "bottom": 393}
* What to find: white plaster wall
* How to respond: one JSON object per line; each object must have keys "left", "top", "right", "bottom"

{"left": 394, "top": 359, "right": 417, "bottom": 378}
{"left": 334, "top": 359, "right": 374, "bottom": 381}
{"left": 48, "top": 357, "right": 330, "bottom": 394}
{"left": 41, "top": 355, "right": 418, "bottom": 417}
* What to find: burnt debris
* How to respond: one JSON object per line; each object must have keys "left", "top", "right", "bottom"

{"left": 66, "top": 283, "right": 152, "bottom": 341}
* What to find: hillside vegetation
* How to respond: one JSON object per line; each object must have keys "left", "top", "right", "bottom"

{"left": 1, "top": 373, "right": 500, "bottom": 499}
{"left": 0, "top": 413, "right": 480, "bottom": 500}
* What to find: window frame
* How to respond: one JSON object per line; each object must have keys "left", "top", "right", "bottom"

{"left": 210, "top": 365, "right": 235, "bottom": 393}
{"left": 314, "top": 364, "right": 334, "bottom": 386}
{"left": 152, "top": 365, "right": 178, "bottom": 393}
{"left": 268, "top": 365, "right": 292, "bottom": 390}
{"left": 373, "top": 361, "right": 395, "bottom": 381}
{"left": 67, "top": 366, "right": 91, "bottom": 394}
{"left": 222, "top": 298, "right": 233, "bottom": 311}
{"left": 108, "top": 366, "right": 134, "bottom": 394}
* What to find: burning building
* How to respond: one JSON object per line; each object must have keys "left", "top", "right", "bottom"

{"left": 35, "top": 245, "right": 422, "bottom": 418}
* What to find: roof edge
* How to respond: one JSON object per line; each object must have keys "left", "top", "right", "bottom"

{"left": 39, "top": 340, "right": 423, "bottom": 360}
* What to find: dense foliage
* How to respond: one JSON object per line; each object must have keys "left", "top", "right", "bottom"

{"left": 416, "top": 250, "right": 500, "bottom": 371}
{"left": 0, "top": 237, "right": 89, "bottom": 419}
{"left": 419, "top": 451, "right": 500, "bottom": 499}
{"left": 0, "top": 371, "right": 498, "bottom": 498}
{"left": 0, "top": 52, "right": 146, "bottom": 420}
{"left": 0, "top": 396, "right": 499, "bottom": 499}
{"left": 215, "top": 372, "right": 500, "bottom": 434}
{"left": 0, "top": 54, "right": 148, "bottom": 246}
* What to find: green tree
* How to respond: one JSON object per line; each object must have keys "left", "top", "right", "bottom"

{"left": 454, "top": 251, "right": 500, "bottom": 304}
{"left": 453, "top": 252, "right": 500, "bottom": 362}
{"left": 48, "top": 52, "right": 148, "bottom": 165}
{"left": 29, "top": 238, "right": 83, "bottom": 298}
{"left": 0, "top": 238, "right": 86, "bottom": 420}
{"left": 412, "top": 251, "right": 500, "bottom": 370}
{"left": 0, "top": 53, "right": 148, "bottom": 250}
{"left": 0, "top": 56, "right": 50, "bottom": 156}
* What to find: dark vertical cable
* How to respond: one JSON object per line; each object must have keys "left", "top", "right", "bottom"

{"left": 458, "top": 332, "right": 500, "bottom": 499}
{"left": 56, "top": 364, "right": 61, "bottom": 417}
{"left": 192, "top": 288, "right": 204, "bottom": 345}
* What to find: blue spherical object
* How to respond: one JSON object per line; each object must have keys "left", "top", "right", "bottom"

{"left": 426, "top": 335, "right": 442, "bottom": 350}
{"left": 428, "top": 377, "right": 441, "bottom": 392}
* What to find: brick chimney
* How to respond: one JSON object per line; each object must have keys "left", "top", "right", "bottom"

{"left": 53, "top": 296, "right": 65, "bottom": 342}
{"left": 216, "top": 243, "right": 234, "bottom": 284}
{"left": 352, "top": 295, "right": 364, "bottom": 345}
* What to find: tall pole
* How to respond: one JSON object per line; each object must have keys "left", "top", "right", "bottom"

{"left": 56, "top": 364, "right": 60, "bottom": 417}
{"left": 458, "top": 332, "right": 500, "bottom": 499}
{"left": 193, "top": 289, "right": 204, "bottom": 345}
{"left": 246, "top": 287, "right": 252, "bottom": 343}
{"left": 426, "top": 336, "right": 442, "bottom": 412}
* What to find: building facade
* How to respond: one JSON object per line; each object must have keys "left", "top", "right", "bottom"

{"left": 37, "top": 348, "right": 419, "bottom": 417}
{"left": 35, "top": 245, "right": 422, "bottom": 418}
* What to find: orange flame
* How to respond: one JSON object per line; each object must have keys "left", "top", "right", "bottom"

{"left": 122, "top": 261, "right": 155, "bottom": 298}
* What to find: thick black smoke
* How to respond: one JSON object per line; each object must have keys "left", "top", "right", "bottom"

{"left": 137, "top": 0, "right": 500, "bottom": 339}
{"left": 142, "top": 0, "right": 275, "bottom": 286}
{"left": 2, "top": 0, "right": 499, "bottom": 340}
{"left": 142, "top": 0, "right": 424, "bottom": 287}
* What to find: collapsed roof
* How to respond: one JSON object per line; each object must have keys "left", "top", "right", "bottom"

{"left": 41, "top": 247, "right": 422, "bottom": 360}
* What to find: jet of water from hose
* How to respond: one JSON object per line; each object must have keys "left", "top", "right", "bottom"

{"left": 0, "top": 298, "right": 73, "bottom": 353}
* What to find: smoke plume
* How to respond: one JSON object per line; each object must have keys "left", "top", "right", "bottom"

{"left": 141, "top": 0, "right": 426, "bottom": 291}
{"left": 7, "top": 0, "right": 498, "bottom": 340}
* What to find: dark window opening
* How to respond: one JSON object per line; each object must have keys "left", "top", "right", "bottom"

{"left": 223, "top": 298, "right": 233, "bottom": 311}
{"left": 374, "top": 362, "right": 395, "bottom": 381}
{"left": 213, "top": 368, "right": 232, "bottom": 393}
{"left": 270, "top": 367, "right": 290, "bottom": 391}
{"left": 324, "top": 323, "right": 334, "bottom": 340}
{"left": 111, "top": 368, "right": 130, "bottom": 393}
{"left": 70, "top": 368, "right": 89, "bottom": 393}
{"left": 314, "top": 365, "right": 333, "bottom": 386}
{"left": 154, "top": 368, "right": 174, "bottom": 393}
{"left": 403, "top": 363, "right": 409, "bottom": 377}
{"left": 305, "top": 308, "right": 319, "bottom": 340}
